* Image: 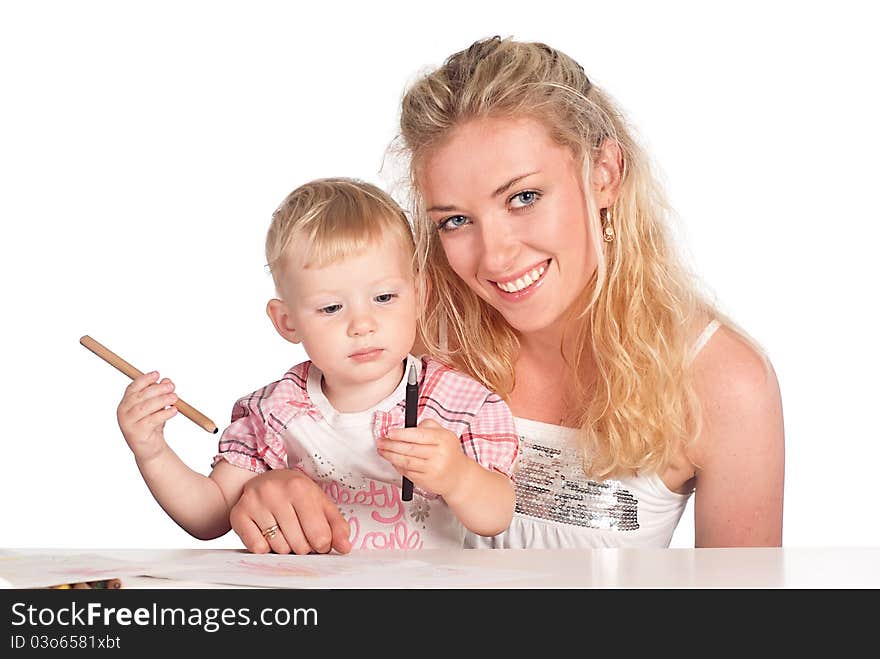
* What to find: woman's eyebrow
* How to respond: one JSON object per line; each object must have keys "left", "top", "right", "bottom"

{"left": 426, "top": 171, "right": 541, "bottom": 213}
{"left": 426, "top": 203, "right": 457, "bottom": 213}
{"left": 492, "top": 171, "right": 540, "bottom": 197}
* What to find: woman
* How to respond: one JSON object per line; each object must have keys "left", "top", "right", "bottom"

{"left": 229, "top": 36, "right": 784, "bottom": 553}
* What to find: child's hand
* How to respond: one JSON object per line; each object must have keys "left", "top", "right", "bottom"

{"left": 116, "top": 371, "right": 178, "bottom": 463}
{"left": 377, "top": 419, "right": 467, "bottom": 498}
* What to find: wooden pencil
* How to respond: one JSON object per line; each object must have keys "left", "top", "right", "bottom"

{"left": 80, "top": 335, "right": 218, "bottom": 434}
{"left": 47, "top": 578, "right": 123, "bottom": 589}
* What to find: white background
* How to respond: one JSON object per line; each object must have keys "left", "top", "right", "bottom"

{"left": 2, "top": 1, "right": 877, "bottom": 550}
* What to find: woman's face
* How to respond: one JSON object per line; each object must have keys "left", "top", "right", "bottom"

{"left": 418, "top": 116, "right": 598, "bottom": 337}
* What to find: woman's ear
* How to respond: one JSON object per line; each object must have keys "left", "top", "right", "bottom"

{"left": 590, "top": 138, "right": 624, "bottom": 209}
{"left": 266, "top": 299, "right": 301, "bottom": 344}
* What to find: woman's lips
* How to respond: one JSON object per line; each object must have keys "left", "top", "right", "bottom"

{"left": 490, "top": 259, "right": 551, "bottom": 301}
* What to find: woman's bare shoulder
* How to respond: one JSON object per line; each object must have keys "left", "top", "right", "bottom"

{"left": 688, "top": 323, "right": 785, "bottom": 546}
{"left": 691, "top": 323, "right": 779, "bottom": 415}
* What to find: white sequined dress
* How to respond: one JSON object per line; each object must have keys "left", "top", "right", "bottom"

{"left": 465, "top": 320, "right": 720, "bottom": 549}
{"left": 465, "top": 417, "right": 691, "bottom": 548}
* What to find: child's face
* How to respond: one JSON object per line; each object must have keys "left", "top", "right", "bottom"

{"left": 276, "top": 230, "right": 417, "bottom": 390}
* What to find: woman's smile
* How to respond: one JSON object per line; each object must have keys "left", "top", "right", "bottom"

{"left": 489, "top": 258, "right": 551, "bottom": 300}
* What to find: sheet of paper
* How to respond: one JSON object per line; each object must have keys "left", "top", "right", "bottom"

{"left": 0, "top": 551, "right": 150, "bottom": 589}
{"left": 144, "top": 550, "right": 537, "bottom": 588}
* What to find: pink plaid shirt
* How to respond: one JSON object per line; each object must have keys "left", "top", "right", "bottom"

{"left": 213, "top": 355, "right": 519, "bottom": 482}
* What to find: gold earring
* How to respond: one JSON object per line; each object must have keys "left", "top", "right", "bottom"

{"left": 602, "top": 208, "right": 615, "bottom": 243}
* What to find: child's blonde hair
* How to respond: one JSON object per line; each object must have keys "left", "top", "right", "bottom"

{"left": 397, "top": 36, "right": 759, "bottom": 479}
{"left": 265, "top": 177, "right": 415, "bottom": 293}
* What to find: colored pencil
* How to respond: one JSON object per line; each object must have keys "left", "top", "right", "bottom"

{"left": 47, "top": 578, "right": 122, "bottom": 589}
{"left": 80, "top": 335, "right": 218, "bottom": 434}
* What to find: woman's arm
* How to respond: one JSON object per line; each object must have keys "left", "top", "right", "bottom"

{"left": 690, "top": 326, "right": 785, "bottom": 547}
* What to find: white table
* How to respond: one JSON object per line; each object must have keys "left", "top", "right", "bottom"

{"left": 5, "top": 547, "right": 880, "bottom": 588}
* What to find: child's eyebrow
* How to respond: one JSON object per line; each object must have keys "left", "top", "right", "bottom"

{"left": 371, "top": 276, "right": 409, "bottom": 287}
{"left": 300, "top": 277, "right": 409, "bottom": 302}
{"left": 302, "top": 291, "right": 342, "bottom": 306}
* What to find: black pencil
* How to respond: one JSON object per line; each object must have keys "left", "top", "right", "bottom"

{"left": 402, "top": 362, "right": 418, "bottom": 501}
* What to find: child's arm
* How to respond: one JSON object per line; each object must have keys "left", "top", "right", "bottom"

{"left": 134, "top": 447, "right": 258, "bottom": 540}
{"left": 117, "top": 371, "right": 258, "bottom": 540}
{"left": 378, "top": 418, "right": 516, "bottom": 536}
{"left": 429, "top": 430, "right": 515, "bottom": 536}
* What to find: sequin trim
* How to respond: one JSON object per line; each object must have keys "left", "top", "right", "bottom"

{"left": 514, "top": 437, "right": 640, "bottom": 531}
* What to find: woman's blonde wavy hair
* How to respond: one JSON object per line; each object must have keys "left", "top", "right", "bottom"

{"left": 396, "top": 36, "right": 745, "bottom": 480}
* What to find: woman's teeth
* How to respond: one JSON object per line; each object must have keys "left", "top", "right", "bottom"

{"left": 495, "top": 263, "right": 546, "bottom": 293}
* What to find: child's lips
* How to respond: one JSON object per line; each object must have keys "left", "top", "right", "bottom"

{"left": 349, "top": 348, "right": 384, "bottom": 362}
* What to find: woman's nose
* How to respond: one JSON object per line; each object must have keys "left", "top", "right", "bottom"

{"left": 479, "top": 218, "right": 520, "bottom": 276}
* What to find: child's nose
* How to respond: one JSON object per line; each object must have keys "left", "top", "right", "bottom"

{"left": 347, "top": 310, "right": 377, "bottom": 337}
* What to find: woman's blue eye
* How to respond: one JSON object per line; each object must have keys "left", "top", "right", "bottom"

{"left": 319, "top": 304, "right": 342, "bottom": 315}
{"left": 510, "top": 190, "right": 540, "bottom": 208}
{"left": 438, "top": 215, "right": 470, "bottom": 232}
{"left": 374, "top": 293, "right": 396, "bottom": 303}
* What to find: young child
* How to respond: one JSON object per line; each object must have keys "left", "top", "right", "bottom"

{"left": 116, "top": 178, "right": 519, "bottom": 550}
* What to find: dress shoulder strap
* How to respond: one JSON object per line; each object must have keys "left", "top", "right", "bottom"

{"left": 688, "top": 319, "right": 722, "bottom": 364}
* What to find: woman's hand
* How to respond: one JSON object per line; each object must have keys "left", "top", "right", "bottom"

{"left": 229, "top": 469, "right": 352, "bottom": 555}
{"left": 377, "top": 419, "right": 468, "bottom": 498}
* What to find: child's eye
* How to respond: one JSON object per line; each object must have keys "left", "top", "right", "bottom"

{"left": 509, "top": 190, "right": 541, "bottom": 209}
{"left": 374, "top": 293, "right": 397, "bottom": 304}
{"left": 318, "top": 304, "right": 342, "bottom": 315}
{"left": 437, "top": 215, "right": 471, "bottom": 232}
